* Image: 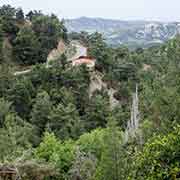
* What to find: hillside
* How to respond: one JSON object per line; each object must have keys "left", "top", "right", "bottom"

{"left": 1, "top": 4, "right": 180, "bottom": 180}
{"left": 66, "top": 17, "right": 180, "bottom": 48}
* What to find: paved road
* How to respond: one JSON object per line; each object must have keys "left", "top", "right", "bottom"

{"left": 13, "top": 41, "right": 87, "bottom": 76}
{"left": 69, "top": 41, "right": 87, "bottom": 61}
{"left": 13, "top": 69, "right": 31, "bottom": 76}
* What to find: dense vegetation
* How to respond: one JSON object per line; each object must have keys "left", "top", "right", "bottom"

{"left": 0, "top": 5, "right": 67, "bottom": 66}
{"left": 0, "top": 5, "right": 180, "bottom": 180}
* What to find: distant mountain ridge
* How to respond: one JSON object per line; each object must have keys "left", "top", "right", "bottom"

{"left": 65, "top": 17, "right": 180, "bottom": 48}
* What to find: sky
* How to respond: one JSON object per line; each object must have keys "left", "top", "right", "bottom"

{"left": 1, "top": 0, "right": 180, "bottom": 22}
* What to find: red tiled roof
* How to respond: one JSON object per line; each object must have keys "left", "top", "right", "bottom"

{"left": 77, "top": 56, "right": 95, "bottom": 60}
{"left": 72, "top": 56, "right": 96, "bottom": 66}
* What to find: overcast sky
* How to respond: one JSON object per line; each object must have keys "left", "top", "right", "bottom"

{"left": 1, "top": 0, "right": 180, "bottom": 22}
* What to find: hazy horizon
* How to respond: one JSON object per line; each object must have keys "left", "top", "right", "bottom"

{"left": 67, "top": 16, "right": 179, "bottom": 23}
{"left": 1, "top": 0, "right": 180, "bottom": 22}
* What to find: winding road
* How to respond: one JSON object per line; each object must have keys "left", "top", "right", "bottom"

{"left": 13, "top": 41, "right": 87, "bottom": 76}
{"left": 13, "top": 69, "right": 31, "bottom": 76}
{"left": 69, "top": 41, "right": 87, "bottom": 61}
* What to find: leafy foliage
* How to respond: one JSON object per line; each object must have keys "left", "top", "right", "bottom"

{"left": 132, "top": 126, "right": 180, "bottom": 180}
{"left": 1, "top": 5, "right": 180, "bottom": 180}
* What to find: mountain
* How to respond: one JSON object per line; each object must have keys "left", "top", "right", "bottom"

{"left": 65, "top": 17, "right": 180, "bottom": 48}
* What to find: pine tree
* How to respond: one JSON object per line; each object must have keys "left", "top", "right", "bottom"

{"left": 31, "top": 91, "right": 52, "bottom": 136}
{"left": 0, "top": 113, "right": 34, "bottom": 161}
{"left": 0, "top": 98, "right": 12, "bottom": 127}
{"left": 13, "top": 26, "right": 40, "bottom": 65}
{"left": 16, "top": 8, "right": 24, "bottom": 23}
{"left": 49, "top": 103, "right": 83, "bottom": 139}
{"left": 8, "top": 78, "right": 35, "bottom": 119}
{"left": 0, "top": 24, "right": 3, "bottom": 63}
{"left": 95, "top": 118, "right": 128, "bottom": 180}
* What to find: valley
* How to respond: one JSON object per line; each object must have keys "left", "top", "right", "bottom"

{"left": 0, "top": 4, "right": 180, "bottom": 180}
{"left": 66, "top": 17, "right": 180, "bottom": 48}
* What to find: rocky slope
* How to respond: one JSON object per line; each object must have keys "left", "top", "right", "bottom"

{"left": 65, "top": 17, "right": 180, "bottom": 48}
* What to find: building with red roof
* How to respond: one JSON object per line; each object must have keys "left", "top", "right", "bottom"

{"left": 72, "top": 56, "right": 96, "bottom": 69}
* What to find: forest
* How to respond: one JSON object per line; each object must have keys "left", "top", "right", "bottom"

{"left": 0, "top": 5, "right": 180, "bottom": 180}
